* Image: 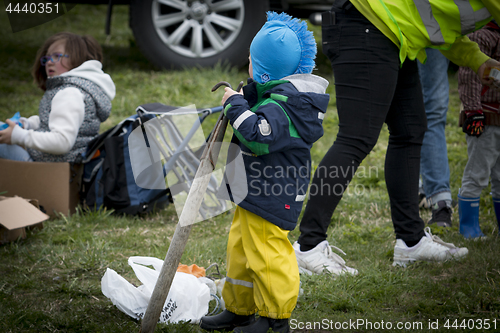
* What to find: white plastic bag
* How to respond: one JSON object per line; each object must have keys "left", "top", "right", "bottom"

{"left": 101, "top": 256, "right": 210, "bottom": 324}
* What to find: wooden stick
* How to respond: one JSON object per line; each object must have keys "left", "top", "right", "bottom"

{"left": 140, "top": 112, "right": 228, "bottom": 333}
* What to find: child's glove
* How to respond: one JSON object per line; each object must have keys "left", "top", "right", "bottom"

{"left": 462, "top": 110, "right": 485, "bottom": 137}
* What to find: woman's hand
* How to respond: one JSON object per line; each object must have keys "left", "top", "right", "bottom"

{"left": 0, "top": 119, "right": 15, "bottom": 144}
{"left": 221, "top": 87, "right": 243, "bottom": 105}
{"left": 477, "top": 58, "right": 500, "bottom": 91}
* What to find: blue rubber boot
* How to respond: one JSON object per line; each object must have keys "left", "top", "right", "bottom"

{"left": 458, "top": 194, "right": 484, "bottom": 238}
{"left": 493, "top": 197, "right": 500, "bottom": 235}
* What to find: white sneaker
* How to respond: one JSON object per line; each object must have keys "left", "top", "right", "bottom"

{"left": 293, "top": 240, "right": 358, "bottom": 276}
{"left": 393, "top": 227, "right": 468, "bottom": 267}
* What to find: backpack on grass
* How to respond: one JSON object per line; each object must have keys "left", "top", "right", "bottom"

{"left": 80, "top": 114, "right": 171, "bottom": 215}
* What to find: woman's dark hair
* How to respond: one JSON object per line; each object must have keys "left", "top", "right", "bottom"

{"left": 32, "top": 32, "right": 103, "bottom": 91}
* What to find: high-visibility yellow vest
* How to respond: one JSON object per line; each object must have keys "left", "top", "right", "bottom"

{"left": 358, "top": 0, "right": 493, "bottom": 64}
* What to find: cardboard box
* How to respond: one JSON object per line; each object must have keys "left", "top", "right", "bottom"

{"left": 0, "top": 196, "right": 49, "bottom": 244}
{"left": 0, "top": 159, "right": 82, "bottom": 217}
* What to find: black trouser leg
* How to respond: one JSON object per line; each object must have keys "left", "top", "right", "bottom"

{"left": 384, "top": 60, "right": 427, "bottom": 243}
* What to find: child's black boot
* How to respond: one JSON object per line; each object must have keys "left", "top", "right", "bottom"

{"left": 233, "top": 316, "right": 289, "bottom": 333}
{"left": 199, "top": 309, "right": 255, "bottom": 332}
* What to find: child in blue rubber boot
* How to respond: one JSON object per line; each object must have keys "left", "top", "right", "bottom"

{"left": 199, "top": 11, "right": 329, "bottom": 333}
{"left": 457, "top": 20, "right": 500, "bottom": 238}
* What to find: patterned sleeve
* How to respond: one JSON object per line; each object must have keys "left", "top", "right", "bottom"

{"left": 457, "top": 29, "right": 496, "bottom": 112}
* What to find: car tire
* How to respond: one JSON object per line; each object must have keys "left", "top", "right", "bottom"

{"left": 130, "top": 0, "right": 268, "bottom": 69}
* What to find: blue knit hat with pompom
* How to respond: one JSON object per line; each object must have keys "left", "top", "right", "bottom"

{"left": 250, "top": 11, "right": 317, "bottom": 84}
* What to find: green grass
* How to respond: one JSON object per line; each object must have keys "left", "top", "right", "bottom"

{"left": 1, "top": 5, "right": 500, "bottom": 333}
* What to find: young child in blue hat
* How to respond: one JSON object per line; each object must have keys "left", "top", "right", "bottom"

{"left": 200, "top": 12, "right": 330, "bottom": 333}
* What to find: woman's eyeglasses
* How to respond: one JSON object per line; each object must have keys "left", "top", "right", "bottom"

{"left": 40, "top": 53, "right": 69, "bottom": 66}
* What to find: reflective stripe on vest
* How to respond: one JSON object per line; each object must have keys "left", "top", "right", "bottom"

{"left": 414, "top": 0, "right": 491, "bottom": 45}
{"left": 454, "top": 0, "right": 491, "bottom": 35}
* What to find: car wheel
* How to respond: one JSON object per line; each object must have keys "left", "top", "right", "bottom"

{"left": 130, "top": 0, "right": 267, "bottom": 69}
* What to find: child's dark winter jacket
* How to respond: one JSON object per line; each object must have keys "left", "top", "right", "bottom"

{"left": 223, "top": 73, "right": 329, "bottom": 230}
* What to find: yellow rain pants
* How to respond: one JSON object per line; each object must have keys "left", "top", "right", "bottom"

{"left": 222, "top": 206, "right": 300, "bottom": 319}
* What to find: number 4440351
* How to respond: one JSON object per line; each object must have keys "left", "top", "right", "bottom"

{"left": 6, "top": 2, "right": 59, "bottom": 14}
{"left": 444, "top": 318, "right": 497, "bottom": 330}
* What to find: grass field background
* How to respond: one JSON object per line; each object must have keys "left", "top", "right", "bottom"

{"left": 1, "top": 5, "right": 499, "bottom": 333}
